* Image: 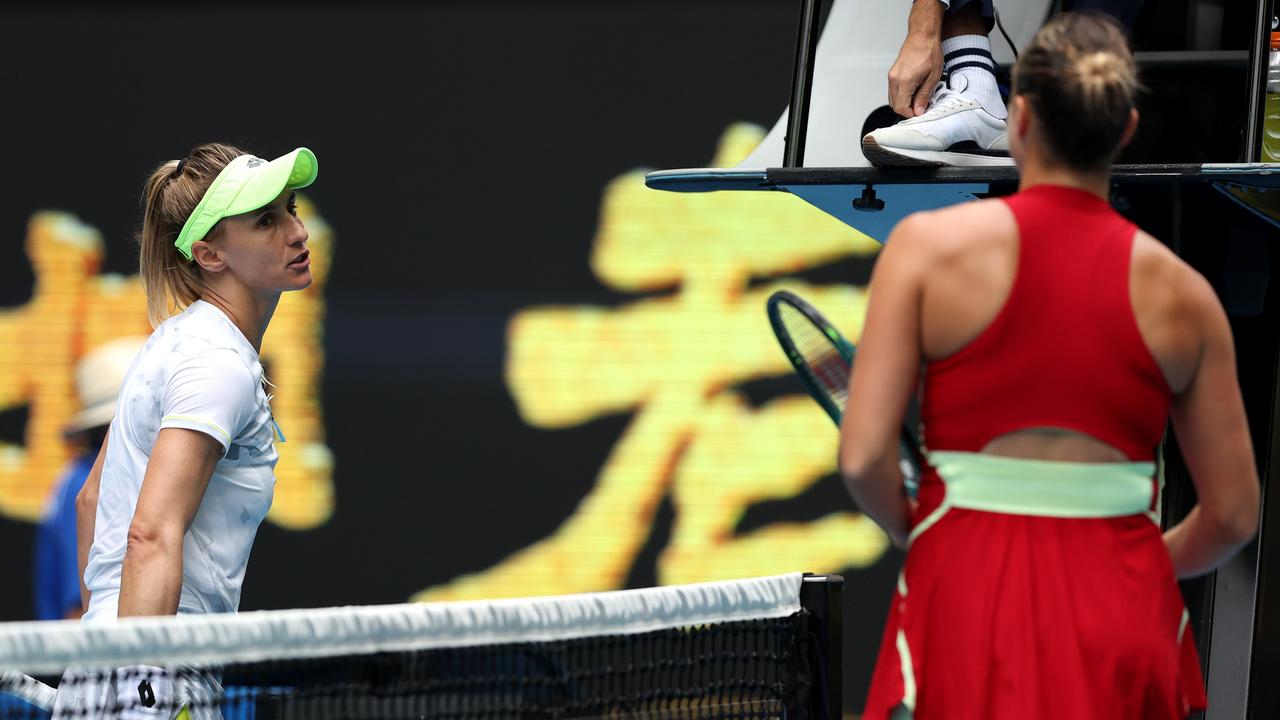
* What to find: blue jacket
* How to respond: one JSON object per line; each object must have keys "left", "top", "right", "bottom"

{"left": 34, "top": 452, "right": 96, "bottom": 621}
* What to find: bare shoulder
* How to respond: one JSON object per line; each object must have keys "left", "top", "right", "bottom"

{"left": 882, "top": 198, "right": 1016, "bottom": 265}
{"left": 891, "top": 199, "right": 1018, "bottom": 360}
{"left": 1130, "top": 230, "right": 1219, "bottom": 319}
{"left": 1130, "top": 229, "right": 1230, "bottom": 392}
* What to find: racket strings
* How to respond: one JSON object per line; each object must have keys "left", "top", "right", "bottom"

{"left": 812, "top": 351, "right": 850, "bottom": 408}
{"left": 778, "top": 304, "right": 850, "bottom": 409}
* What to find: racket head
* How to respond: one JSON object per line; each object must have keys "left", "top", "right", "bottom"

{"left": 767, "top": 290, "right": 856, "bottom": 425}
{"left": 768, "top": 290, "right": 924, "bottom": 497}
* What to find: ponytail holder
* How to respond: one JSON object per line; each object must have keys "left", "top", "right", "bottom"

{"left": 170, "top": 159, "right": 187, "bottom": 180}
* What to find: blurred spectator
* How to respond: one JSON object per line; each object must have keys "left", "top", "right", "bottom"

{"left": 34, "top": 337, "right": 146, "bottom": 620}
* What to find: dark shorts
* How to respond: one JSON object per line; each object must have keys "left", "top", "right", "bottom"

{"left": 948, "top": 0, "right": 1143, "bottom": 32}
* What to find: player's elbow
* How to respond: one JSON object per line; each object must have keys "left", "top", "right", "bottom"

{"left": 838, "top": 441, "right": 882, "bottom": 490}
{"left": 1204, "top": 483, "right": 1260, "bottom": 547}
{"left": 1226, "top": 492, "right": 1260, "bottom": 545}
{"left": 125, "top": 519, "right": 182, "bottom": 561}
{"left": 1218, "top": 506, "right": 1258, "bottom": 548}
{"left": 75, "top": 482, "right": 98, "bottom": 521}
{"left": 1236, "top": 510, "right": 1260, "bottom": 545}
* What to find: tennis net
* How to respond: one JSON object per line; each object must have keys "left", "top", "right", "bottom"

{"left": 0, "top": 573, "right": 841, "bottom": 719}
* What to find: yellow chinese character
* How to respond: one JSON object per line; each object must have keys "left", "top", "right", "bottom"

{"left": 414, "top": 124, "right": 887, "bottom": 602}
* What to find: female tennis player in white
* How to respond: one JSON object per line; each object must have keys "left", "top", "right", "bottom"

{"left": 54, "top": 142, "right": 318, "bottom": 720}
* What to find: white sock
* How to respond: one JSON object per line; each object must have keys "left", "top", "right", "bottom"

{"left": 940, "top": 35, "right": 1006, "bottom": 119}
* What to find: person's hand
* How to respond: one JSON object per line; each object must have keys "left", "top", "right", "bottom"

{"left": 889, "top": 0, "right": 946, "bottom": 118}
{"left": 889, "top": 33, "right": 943, "bottom": 118}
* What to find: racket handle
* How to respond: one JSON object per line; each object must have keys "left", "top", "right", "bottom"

{"left": 899, "top": 421, "right": 923, "bottom": 499}
{"left": 1, "top": 670, "right": 57, "bottom": 712}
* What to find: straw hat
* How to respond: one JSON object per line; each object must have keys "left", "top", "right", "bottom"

{"left": 64, "top": 336, "right": 147, "bottom": 435}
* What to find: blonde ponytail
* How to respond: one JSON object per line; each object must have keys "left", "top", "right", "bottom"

{"left": 137, "top": 142, "right": 246, "bottom": 326}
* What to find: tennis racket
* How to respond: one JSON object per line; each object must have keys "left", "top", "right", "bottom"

{"left": 1, "top": 670, "right": 56, "bottom": 712}
{"left": 766, "top": 289, "right": 922, "bottom": 494}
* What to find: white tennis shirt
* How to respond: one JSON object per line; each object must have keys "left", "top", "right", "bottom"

{"left": 83, "top": 300, "right": 278, "bottom": 621}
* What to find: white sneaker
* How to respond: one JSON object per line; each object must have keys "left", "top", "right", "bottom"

{"left": 862, "top": 75, "right": 1012, "bottom": 167}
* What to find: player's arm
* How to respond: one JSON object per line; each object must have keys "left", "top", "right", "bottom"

{"left": 889, "top": 0, "right": 946, "bottom": 117}
{"left": 1163, "top": 270, "right": 1260, "bottom": 578}
{"left": 117, "top": 428, "right": 222, "bottom": 617}
{"left": 117, "top": 349, "right": 255, "bottom": 618}
{"left": 75, "top": 430, "right": 110, "bottom": 611}
{"left": 839, "top": 215, "right": 929, "bottom": 548}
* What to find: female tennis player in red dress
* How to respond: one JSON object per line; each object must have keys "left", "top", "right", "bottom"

{"left": 840, "top": 14, "right": 1259, "bottom": 720}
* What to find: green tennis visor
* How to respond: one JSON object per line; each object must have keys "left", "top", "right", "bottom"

{"left": 174, "top": 147, "right": 318, "bottom": 260}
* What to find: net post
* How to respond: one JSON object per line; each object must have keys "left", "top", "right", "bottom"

{"left": 784, "top": 0, "right": 823, "bottom": 168}
{"left": 799, "top": 573, "right": 843, "bottom": 718}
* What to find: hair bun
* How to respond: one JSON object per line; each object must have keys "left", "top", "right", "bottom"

{"left": 1076, "top": 51, "right": 1123, "bottom": 86}
{"left": 1072, "top": 49, "right": 1135, "bottom": 112}
{"left": 1010, "top": 13, "right": 1138, "bottom": 171}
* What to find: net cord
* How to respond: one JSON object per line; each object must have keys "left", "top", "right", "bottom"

{"left": 0, "top": 574, "right": 804, "bottom": 676}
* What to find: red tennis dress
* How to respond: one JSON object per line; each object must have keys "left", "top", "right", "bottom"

{"left": 862, "top": 185, "right": 1207, "bottom": 719}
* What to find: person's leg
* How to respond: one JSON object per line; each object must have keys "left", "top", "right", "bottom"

{"left": 864, "top": 0, "right": 1011, "bottom": 167}
{"left": 943, "top": 0, "right": 994, "bottom": 37}
{"left": 942, "top": 0, "right": 1005, "bottom": 119}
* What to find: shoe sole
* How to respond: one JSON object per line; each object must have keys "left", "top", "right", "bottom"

{"left": 862, "top": 137, "right": 1015, "bottom": 168}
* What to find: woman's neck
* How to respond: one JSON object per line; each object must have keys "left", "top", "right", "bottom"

{"left": 1016, "top": 156, "right": 1112, "bottom": 200}
{"left": 198, "top": 282, "right": 279, "bottom": 353}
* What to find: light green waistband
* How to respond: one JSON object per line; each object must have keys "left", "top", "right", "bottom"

{"left": 928, "top": 451, "right": 1155, "bottom": 518}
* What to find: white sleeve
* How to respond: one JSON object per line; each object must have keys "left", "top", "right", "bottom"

{"left": 159, "top": 349, "right": 258, "bottom": 455}
{"left": 936, "top": 0, "right": 951, "bottom": 7}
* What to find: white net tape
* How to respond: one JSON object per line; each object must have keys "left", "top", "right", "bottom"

{"left": 0, "top": 574, "right": 803, "bottom": 675}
